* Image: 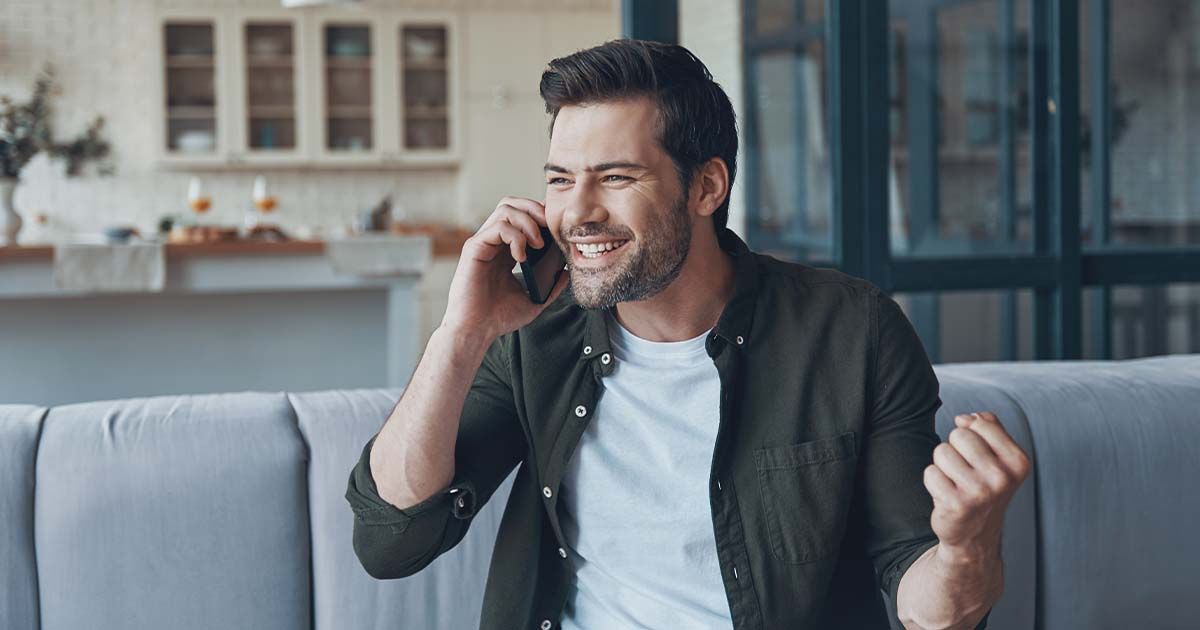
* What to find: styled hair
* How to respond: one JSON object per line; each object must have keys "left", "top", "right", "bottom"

{"left": 538, "top": 39, "right": 738, "bottom": 231}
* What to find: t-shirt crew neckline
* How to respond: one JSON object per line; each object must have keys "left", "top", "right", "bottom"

{"left": 604, "top": 308, "right": 712, "bottom": 362}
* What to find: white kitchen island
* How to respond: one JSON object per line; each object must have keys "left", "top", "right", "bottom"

{"left": 0, "top": 236, "right": 432, "bottom": 406}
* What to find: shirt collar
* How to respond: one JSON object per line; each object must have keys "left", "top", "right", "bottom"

{"left": 578, "top": 227, "right": 759, "bottom": 371}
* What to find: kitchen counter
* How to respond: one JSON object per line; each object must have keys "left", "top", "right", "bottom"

{"left": 0, "top": 235, "right": 455, "bottom": 406}
{"left": 0, "top": 231, "right": 469, "bottom": 262}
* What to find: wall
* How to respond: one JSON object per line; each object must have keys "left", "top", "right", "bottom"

{"left": 0, "top": 0, "right": 620, "bottom": 348}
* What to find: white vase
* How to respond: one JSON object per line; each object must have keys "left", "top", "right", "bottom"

{"left": 0, "top": 177, "right": 21, "bottom": 246}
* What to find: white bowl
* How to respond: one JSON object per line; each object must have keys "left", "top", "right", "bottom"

{"left": 176, "top": 131, "right": 215, "bottom": 153}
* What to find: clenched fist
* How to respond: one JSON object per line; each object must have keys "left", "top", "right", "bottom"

{"left": 923, "top": 412, "right": 1031, "bottom": 560}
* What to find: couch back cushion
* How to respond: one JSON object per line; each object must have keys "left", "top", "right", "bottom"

{"left": 34, "top": 392, "right": 312, "bottom": 630}
{"left": 933, "top": 368, "right": 1041, "bottom": 630}
{"left": 941, "top": 356, "right": 1200, "bottom": 630}
{"left": 290, "top": 388, "right": 515, "bottom": 630}
{"left": 0, "top": 405, "right": 45, "bottom": 630}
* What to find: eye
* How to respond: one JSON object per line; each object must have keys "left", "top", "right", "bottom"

{"left": 547, "top": 177, "right": 570, "bottom": 185}
{"left": 603, "top": 175, "right": 631, "bottom": 182}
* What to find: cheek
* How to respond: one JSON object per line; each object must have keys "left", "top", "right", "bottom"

{"left": 544, "top": 206, "right": 565, "bottom": 242}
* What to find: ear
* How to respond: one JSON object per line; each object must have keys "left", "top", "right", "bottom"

{"left": 690, "top": 157, "right": 730, "bottom": 219}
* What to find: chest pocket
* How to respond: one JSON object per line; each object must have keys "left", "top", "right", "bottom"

{"left": 754, "top": 431, "right": 858, "bottom": 564}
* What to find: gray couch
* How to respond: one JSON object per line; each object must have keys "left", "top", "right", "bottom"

{"left": 2, "top": 355, "right": 1197, "bottom": 630}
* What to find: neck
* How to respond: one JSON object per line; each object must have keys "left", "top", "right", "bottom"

{"left": 612, "top": 225, "right": 736, "bottom": 342}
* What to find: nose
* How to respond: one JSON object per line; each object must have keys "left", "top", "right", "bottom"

{"left": 559, "top": 179, "right": 609, "bottom": 230}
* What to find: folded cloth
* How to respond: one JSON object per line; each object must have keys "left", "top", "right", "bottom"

{"left": 324, "top": 233, "right": 432, "bottom": 277}
{"left": 53, "top": 242, "right": 166, "bottom": 292}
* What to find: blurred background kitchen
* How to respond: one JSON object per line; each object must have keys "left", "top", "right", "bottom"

{"left": 1, "top": 0, "right": 1197, "bottom": 406}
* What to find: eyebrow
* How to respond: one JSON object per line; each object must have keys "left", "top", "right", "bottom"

{"left": 543, "top": 161, "right": 650, "bottom": 174}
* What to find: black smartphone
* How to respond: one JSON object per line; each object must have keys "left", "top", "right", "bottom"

{"left": 519, "top": 225, "right": 566, "bottom": 304}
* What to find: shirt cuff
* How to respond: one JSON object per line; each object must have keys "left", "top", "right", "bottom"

{"left": 344, "top": 435, "right": 479, "bottom": 528}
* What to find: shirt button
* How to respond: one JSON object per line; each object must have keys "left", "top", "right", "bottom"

{"left": 583, "top": 345, "right": 592, "bottom": 355}
{"left": 540, "top": 621, "right": 552, "bottom": 630}
{"left": 736, "top": 335, "right": 745, "bottom": 345}
{"left": 542, "top": 486, "right": 553, "bottom": 499}
{"left": 558, "top": 547, "right": 567, "bottom": 558}
{"left": 600, "top": 353, "right": 611, "bottom": 365}
{"left": 574, "top": 405, "right": 587, "bottom": 417}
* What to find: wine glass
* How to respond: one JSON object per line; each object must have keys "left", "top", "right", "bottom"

{"left": 252, "top": 175, "right": 277, "bottom": 216}
{"left": 187, "top": 177, "right": 211, "bottom": 219}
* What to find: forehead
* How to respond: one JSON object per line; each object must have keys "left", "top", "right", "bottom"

{"left": 547, "top": 98, "right": 664, "bottom": 168}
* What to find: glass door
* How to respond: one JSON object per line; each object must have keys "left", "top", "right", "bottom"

{"left": 321, "top": 23, "right": 376, "bottom": 157}
{"left": 243, "top": 21, "right": 299, "bottom": 155}
{"left": 163, "top": 21, "right": 221, "bottom": 159}
{"left": 399, "top": 25, "right": 450, "bottom": 151}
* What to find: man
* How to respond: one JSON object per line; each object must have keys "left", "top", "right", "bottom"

{"left": 346, "top": 39, "right": 1029, "bottom": 629}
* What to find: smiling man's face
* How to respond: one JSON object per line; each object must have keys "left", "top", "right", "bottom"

{"left": 543, "top": 97, "right": 693, "bottom": 310}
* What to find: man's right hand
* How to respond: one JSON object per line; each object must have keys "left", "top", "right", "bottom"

{"left": 439, "top": 196, "right": 570, "bottom": 346}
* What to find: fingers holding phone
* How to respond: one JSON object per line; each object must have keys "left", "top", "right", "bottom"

{"left": 464, "top": 197, "right": 547, "bottom": 263}
{"left": 442, "top": 197, "right": 568, "bottom": 343}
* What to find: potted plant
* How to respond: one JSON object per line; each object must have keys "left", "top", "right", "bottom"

{"left": 1, "top": 64, "right": 113, "bottom": 245}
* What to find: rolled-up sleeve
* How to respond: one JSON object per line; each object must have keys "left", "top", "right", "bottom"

{"left": 345, "top": 334, "right": 525, "bottom": 580}
{"left": 862, "top": 294, "right": 989, "bottom": 629}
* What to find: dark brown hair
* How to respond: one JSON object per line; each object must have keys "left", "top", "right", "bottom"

{"left": 539, "top": 39, "right": 738, "bottom": 231}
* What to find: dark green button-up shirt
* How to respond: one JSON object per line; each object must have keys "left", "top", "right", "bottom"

{"left": 346, "top": 228, "right": 989, "bottom": 629}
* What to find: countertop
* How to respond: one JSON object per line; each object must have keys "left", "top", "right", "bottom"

{"left": 0, "top": 232, "right": 470, "bottom": 262}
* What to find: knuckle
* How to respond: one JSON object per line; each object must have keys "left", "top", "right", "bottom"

{"left": 1013, "top": 453, "right": 1032, "bottom": 478}
{"left": 941, "top": 495, "right": 965, "bottom": 514}
{"left": 923, "top": 465, "right": 939, "bottom": 483}
{"left": 982, "top": 468, "right": 1011, "bottom": 491}
{"left": 959, "top": 485, "right": 987, "bottom": 506}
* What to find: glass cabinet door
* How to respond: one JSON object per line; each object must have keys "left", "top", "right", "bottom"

{"left": 164, "top": 22, "right": 219, "bottom": 156}
{"left": 400, "top": 25, "right": 450, "bottom": 150}
{"left": 244, "top": 22, "right": 298, "bottom": 152}
{"left": 322, "top": 23, "right": 374, "bottom": 153}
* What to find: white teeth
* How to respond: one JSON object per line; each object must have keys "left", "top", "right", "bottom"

{"left": 574, "top": 240, "right": 627, "bottom": 258}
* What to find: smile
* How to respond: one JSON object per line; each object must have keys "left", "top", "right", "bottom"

{"left": 574, "top": 240, "right": 629, "bottom": 259}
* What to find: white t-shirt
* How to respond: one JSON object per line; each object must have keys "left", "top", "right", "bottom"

{"left": 559, "top": 310, "right": 732, "bottom": 629}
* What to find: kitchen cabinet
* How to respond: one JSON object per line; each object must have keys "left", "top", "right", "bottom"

{"left": 231, "top": 8, "right": 310, "bottom": 166}
{"left": 159, "top": 12, "right": 230, "bottom": 167}
{"left": 157, "top": 8, "right": 459, "bottom": 169}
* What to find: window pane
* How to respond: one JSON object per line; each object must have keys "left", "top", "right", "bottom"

{"left": 890, "top": 0, "right": 1035, "bottom": 257}
{"left": 753, "top": 0, "right": 824, "bottom": 37}
{"left": 1081, "top": 1, "right": 1200, "bottom": 248}
{"left": 1084, "top": 284, "right": 1200, "bottom": 359}
{"left": 749, "top": 41, "right": 832, "bottom": 262}
{"left": 895, "top": 290, "right": 1035, "bottom": 363}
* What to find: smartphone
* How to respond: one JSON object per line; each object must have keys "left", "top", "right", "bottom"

{"left": 519, "top": 225, "right": 566, "bottom": 304}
